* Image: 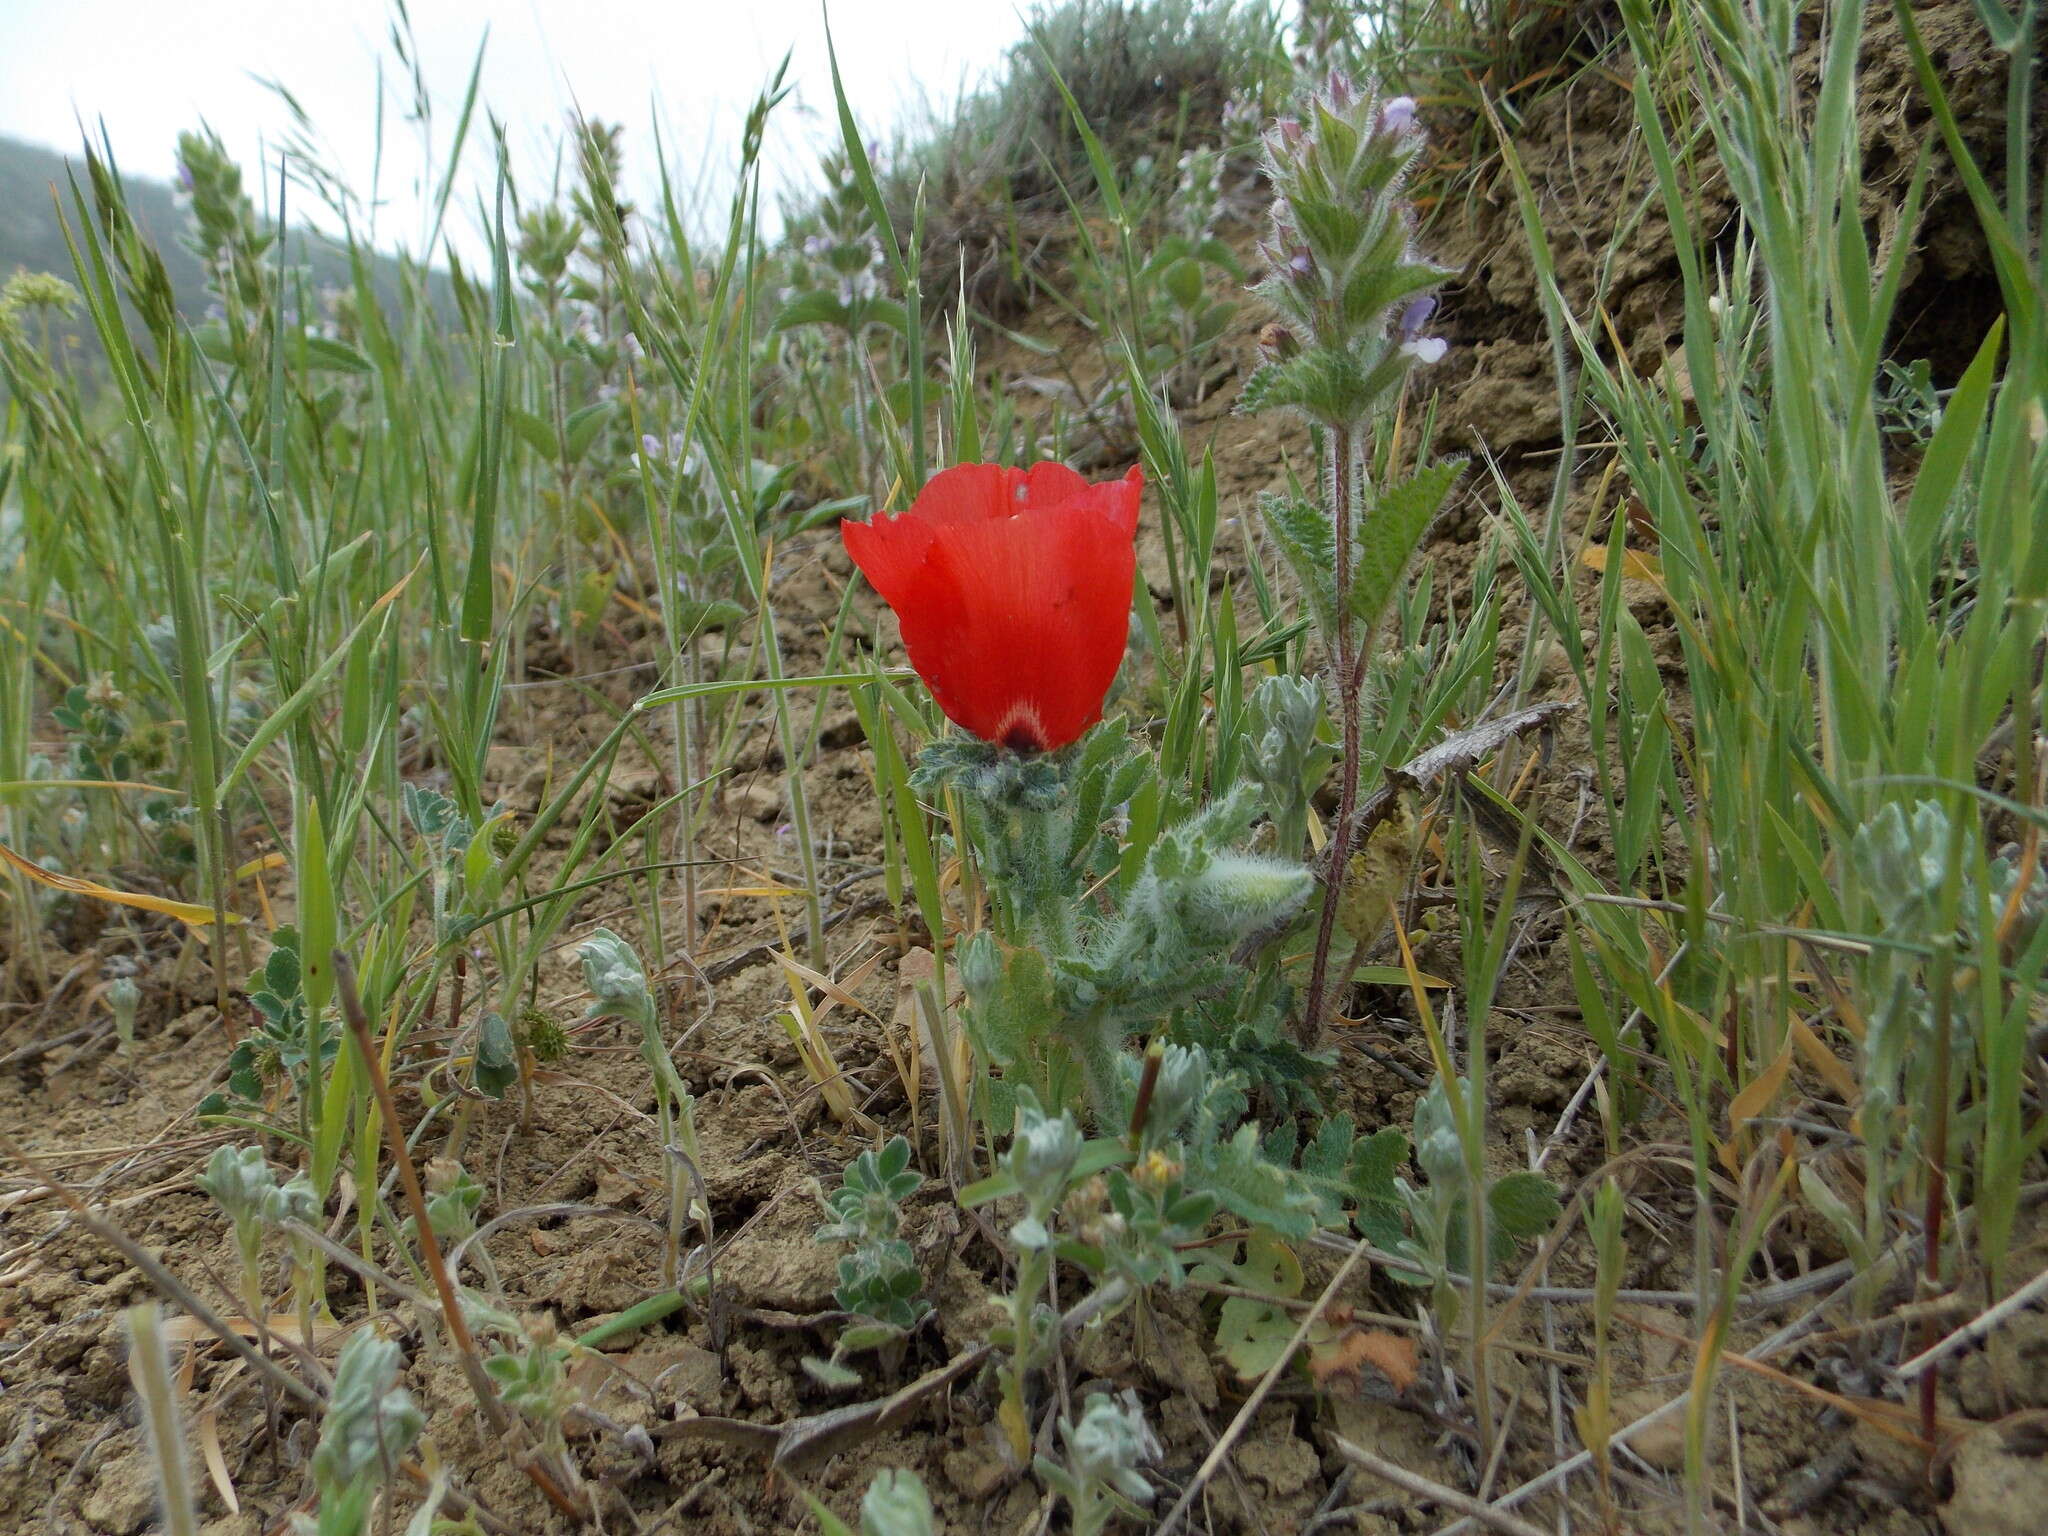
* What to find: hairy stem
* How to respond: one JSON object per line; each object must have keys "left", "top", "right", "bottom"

{"left": 1301, "top": 424, "right": 1359, "bottom": 1043}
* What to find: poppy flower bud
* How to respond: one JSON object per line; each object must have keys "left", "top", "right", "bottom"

{"left": 1178, "top": 854, "right": 1314, "bottom": 946}
{"left": 958, "top": 930, "right": 1001, "bottom": 1004}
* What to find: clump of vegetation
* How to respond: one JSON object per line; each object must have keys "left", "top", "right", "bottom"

{"left": 1, "top": 1, "right": 2041, "bottom": 1533}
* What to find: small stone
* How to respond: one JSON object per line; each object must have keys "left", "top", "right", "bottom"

{"left": 819, "top": 712, "right": 865, "bottom": 750}
{"left": 715, "top": 1199, "right": 840, "bottom": 1311}
{"left": 728, "top": 781, "right": 783, "bottom": 824}
{"left": 944, "top": 1427, "right": 1013, "bottom": 1498}
{"left": 1852, "top": 1413, "right": 1926, "bottom": 1496}
{"left": 641, "top": 1343, "right": 723, "bottom": 1410}
{"left": 81, "top": 1445, "right": 157, "bottom": 1535}
{"left": 1612, "top": 1387, "right": 1688, "bottom": 1470}
{"left": 1941, "top": 1420, "right": 2048, "bottom": 1536}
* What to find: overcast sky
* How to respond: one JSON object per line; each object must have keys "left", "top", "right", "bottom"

{"left": 0, "top": 0, "right": 1025, "bottom": 258}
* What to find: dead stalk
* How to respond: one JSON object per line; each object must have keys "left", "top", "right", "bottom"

{"left": 332, "top": 949, "right": 592, "bottom": 1524}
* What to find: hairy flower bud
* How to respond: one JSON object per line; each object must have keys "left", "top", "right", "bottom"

{"left": 315, "top": 1333, "right": 423, "bottom": 1488}
{"left": 1257, "top": 321, "right": 1299, "bottom": 362}
{"left": 959, "top": 930, "right": 1002, "bottom": 1005}
{"left": 1064, "top": 1391, "right": 1162, "bottom": 1503}
{"left": 260, "top": 1172, "right": 319, "bottom": 1230}
{"left": 198, "top": 1144, "right": 276, "bottom": 1225}
{"left": 578, "top": 928, "right": 655, "bottom": 1023}
{"left": 1146, "top": 1044, "right": 1208, "bottom": 1138}
{"left": 1178, "top": 854, "right": 1314, "bottom": 946}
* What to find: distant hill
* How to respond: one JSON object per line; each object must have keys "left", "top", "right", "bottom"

{"left": 0, "top": 133, "right": 453, "bottom": 387}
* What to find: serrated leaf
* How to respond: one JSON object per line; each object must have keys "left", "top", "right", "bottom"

{"left": 1257, "top": 491, "right": 1336, "bottom": 638}
{"left": 1486, "top": 1170, "right": 1562, "bottom": 1240}
{"left": 1214, "top": 1295, "right": 1299, "bottom": 1378}
{"left": 1196, "top": 1124, "right": 1317, "bottom": 1238}
{"left": 670, "top": 598, "right": 748, "bottom": 636}
{"left": 263, "top": 943, "right": 301, "bottom": 999}
{"left": 962, "top": 941, "right": 1056, "bottom": 1070}
{"left": 1349, "top": 459, "right": 1463, "bottom": 635}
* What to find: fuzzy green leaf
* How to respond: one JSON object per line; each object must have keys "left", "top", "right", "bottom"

{"left": 1257, "top": 491, "right": 1336, "bottom": 638}
{"left": 1350, "top": 459, "right": 1463, "bottom": 635}
{"left": 1487, "top": 1170, "right": 1562, "bottom": 1240}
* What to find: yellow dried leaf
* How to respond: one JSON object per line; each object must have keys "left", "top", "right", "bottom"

{"left": 1309, "top": 1327, "right": 1418, "bottom": 1393}
{"left": 0, "top": 841, "right": 240, "bottom": 927}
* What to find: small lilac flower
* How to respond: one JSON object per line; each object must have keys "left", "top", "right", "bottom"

{"left": 637, "top": 430, "right": 689, "bottom": 470}
{"left": 1400, "top": 336, "right": 1449, "bottom": 366}
{"left": 1287, "top": 249, "right": 1314, "bottom": 278}
{"left": 1395, "top": 296, "right": 1437, "bottom": 340}
{"left": 175, "top": 160, "right": 195, "bottom": 193}
{"left": 1275, "top": 117, "right": 1303, "bottom": 148}
{"left": 1378, "top": 96, "right": 1418, "bottom": 137}
{"left": 620, "top": 331, "right": 644, "bottom": 360}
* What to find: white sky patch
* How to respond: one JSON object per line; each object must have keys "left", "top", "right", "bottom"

{"left": 0, "top": 0, "right": 1023, "bottom": 260}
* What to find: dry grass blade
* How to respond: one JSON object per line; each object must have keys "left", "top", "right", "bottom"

{"left": 1334, "top": 1437, "right": 1553, "bottom": 1536}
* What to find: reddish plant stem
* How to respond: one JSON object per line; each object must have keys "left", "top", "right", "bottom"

{"left": 1127, "top": 1036, "right": 1165, "bottom": 1149}
{"left": 333, "top": 950, "right": 591, "bottom": 1524}
{"left": 1300, "top": 424, "right": 1359, "bottom": 1044}
{"left": 1917, "top": 943, "right": 1955, "bottom": 1450}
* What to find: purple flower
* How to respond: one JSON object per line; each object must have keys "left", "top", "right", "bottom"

{"left": 1287, "top": 249, "right": 1314, "bottom": 278}
{"left": 1396, "top": 295, "right": 1437, "bottom": 340}
{"left": 1378, "top": 96, "right": 1418, "bottom": 137}
{"left": 636, "top": 430, "right": 689, "bottom": 470}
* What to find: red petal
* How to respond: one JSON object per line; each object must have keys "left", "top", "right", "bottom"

{"left": 842, "top": 463, "right": 1144, "bottom": 751}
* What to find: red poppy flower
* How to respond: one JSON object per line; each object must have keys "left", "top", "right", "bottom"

{"left": 842, "top": 461, "right": 1143, "bottom": 753}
